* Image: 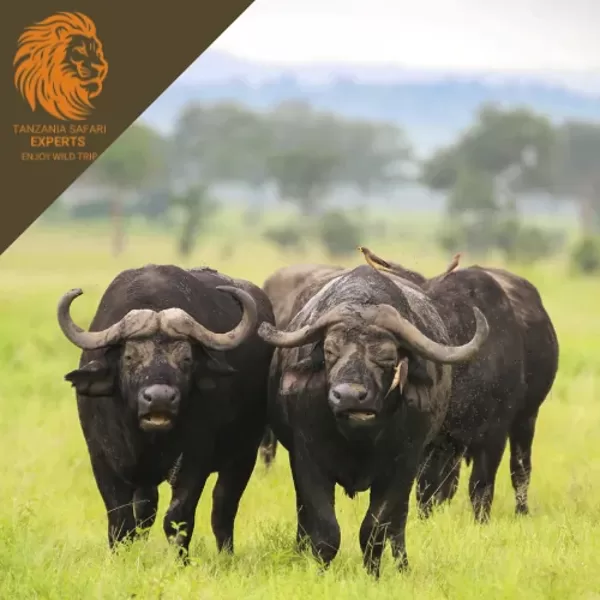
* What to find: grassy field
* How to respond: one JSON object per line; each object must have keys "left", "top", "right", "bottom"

{"left": 1, "top": 222, "right": 600, "bottom": 600}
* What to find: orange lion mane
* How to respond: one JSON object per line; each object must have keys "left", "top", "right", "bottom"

{"left": 13, "top": 12, "right": 108, "bottom": 121}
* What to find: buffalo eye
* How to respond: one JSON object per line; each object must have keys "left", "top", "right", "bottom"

{"left": 376, "top": 361, "right": 397, "bottom": 371}
{"left": 374, "top": 355, "right": 397, "bottom": 369}
{"left": 407, "top": 357, "right": 433, "bottom": 387}
{"left": 323, "top": 345, "right": 338, "bottom": 363}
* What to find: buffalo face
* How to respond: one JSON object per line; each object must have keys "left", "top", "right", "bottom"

{"left": 120, "top": 338, "right": 193, "bottom": 432}
{"left": 58, "top": 285, "right": 259, "bottom": 434}
{"left": 258, "top": 300, "right": 490, "bottom": 440}
{"left": 322, "top": 324, "right": 407, "bottom": 433}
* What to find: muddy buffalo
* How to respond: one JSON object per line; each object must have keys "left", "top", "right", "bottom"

{"left": 360, "top": 248, "right": 559, "bottom": 521}
{"left": 257, "top": 264, "right": 489, "bottom": 576}
{"left": 57, "top": 264, "right": 275, "bottom": 560}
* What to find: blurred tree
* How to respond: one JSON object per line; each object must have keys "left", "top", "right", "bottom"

{"left": 171, "top": 101, "right": 270, "bottom": 187}
{"left": 441, "top": 166, "right": 500, "bottom": 256}
{"left": 421, "top": 104, "right": 556, "bottom": 200}
{"left": 422, "top": 104, "right": 558, "bottom": 261}
{"left": 447, "top": 166, "right": 498, "bottom": 216}
{"left": 264, "top": 101, "right": 344, "bottom": 216}
{"left": 266, "top": 146, "right": 342, "bottom": 216}
{"left": 570, "top": 236, "right": 600, "bottom": 274}
{"left": 170, "top": 101, "right": 272, "bottom": 246}
{"left": 171, "top": 184, "right": 217, "bottom": 258}
{"left": 170, "top": 184, "right": 217, "bottom": 258}
{"left": 87, "top": 122, "right": 167, "bottom": 255}
{"left": 263, "top": 101, "right": 412, "bottom": 216}
{"left": 551, "top": 121, "right": 600, "bottom": 235}
{"left": 336, "top": 119, "right": 413, "bottom": 198}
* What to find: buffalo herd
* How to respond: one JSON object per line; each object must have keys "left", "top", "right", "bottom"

{"left": 57, "top": 248, "right": 559, "bottom": 577}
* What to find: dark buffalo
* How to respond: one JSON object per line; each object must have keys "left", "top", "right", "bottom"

{"left": 57, "top": 264, "right": 275, "bottom": 559}
{"left": 361, "top": 248, "right": 559, "bottom": 521}
{"left": 257, "top": 264, "right": 489, "bottom": 576}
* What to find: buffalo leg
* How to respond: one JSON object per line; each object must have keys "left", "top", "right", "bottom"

{"left": 416, "top": 444, "right": 461, "bottom": 518}
{"left": 359, "top": 465, "right": 417, "bottom": 578}
{"left": 468, "top": 437, "right": 507, "bottom": 523}
{"left": 211, "top": 449, "right": 257, "bottom": 553}
{"left": 509, "top": 409, "right": 538, "bottom": 515}
{"left": 133, "top": 486, "right": 159, "bottom": 534}
{"left": 90, "top": 454, "right": 137, "bottom": 549}
{"left": 163, "top": 466, "right": 210, "bottom": 561}
{"left": 290, "top": 451, "right": 340, "bottom": 568}
{"left": 437, "top": 456, "right": 461, "bottom": 504}
{"left": 259, "top": 427, "right": 278, "bottom": 468}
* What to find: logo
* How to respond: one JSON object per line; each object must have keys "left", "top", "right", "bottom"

{"left": 13, "top": 11, "right": 108, "bottom": 121}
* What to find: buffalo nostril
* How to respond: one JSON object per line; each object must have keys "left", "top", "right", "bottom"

{"left": 332, "top": 389, "right": 342, "bottom": 400}
{"left": 141, "top": 385, "right": 179, "bottom": 405}
{"left": 357, "top": 390, "right": 367, "bottom": 401}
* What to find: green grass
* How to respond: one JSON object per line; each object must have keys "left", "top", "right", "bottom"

{"left": 1, "top": 223, "right": 600, "bottom": 600}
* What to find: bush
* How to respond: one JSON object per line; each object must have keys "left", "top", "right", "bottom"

{"left": 570, "top": 236, "right": 600, "bottom": 274}
{"left": 438, "top": 215, "right": 562, "bottom": 265}
{"left": 496, "top": 218, "right": 561, "bottom": 264}
{"left": 318, "top": 209, "right": 362, "bottom": 258}
{"left": 437, "top": 215, "right": 497, "bottom": 257}
{"left": 263, "top": 223, "right": 305, "bottom": 252}
{"left": 437, "top": 220, "right": 464, "bottom": 255}
{"left": 509, "top": 225, "right": 562, "bottom": 264}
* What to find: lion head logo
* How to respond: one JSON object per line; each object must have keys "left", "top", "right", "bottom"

{"left": 13, "top": 12, "right": 108, "bottom": 121}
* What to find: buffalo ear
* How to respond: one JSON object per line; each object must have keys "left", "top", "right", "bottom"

{"left": 294, "top": 341, "right": 325, "bottom": 373}
{"left": 280, "top": 343, "right": 326, "bottom": 395}
{"left": 65, "top": 359, "right": 115, "bottom": 397}
{"left": 407, "top": 356, "right": 434, "bottom": 387}
{"left": 195, "top": 349, "right": 237, "bottom": 392}
{"left": 201, "top": 348, "right": 237, "bottom": 375}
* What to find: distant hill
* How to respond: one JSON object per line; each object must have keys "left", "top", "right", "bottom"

{"left": 140, "top": 51, "right": 600, "bottom": 156}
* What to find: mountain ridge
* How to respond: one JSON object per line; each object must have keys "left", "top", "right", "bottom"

{"left": 140, "top": 50, "right": 600, "bottom": 155}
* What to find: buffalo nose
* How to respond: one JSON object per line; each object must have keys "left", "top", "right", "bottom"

{"left": 139, "top": 384, "right": 180, "bottom": 410}
{"left": 328, "top": 383, "right": 368, "bottom": 408}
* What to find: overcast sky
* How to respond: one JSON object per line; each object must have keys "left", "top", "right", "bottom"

{"left": 211, "top": 0, "right": 599, "bottom": 72}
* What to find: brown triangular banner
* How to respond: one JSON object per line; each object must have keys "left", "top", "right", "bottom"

{"left": 0, "top": 0, "right": 255, "bottom": 255}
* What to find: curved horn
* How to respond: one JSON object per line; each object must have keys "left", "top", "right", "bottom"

{"left": 57, "top": 288, "right": 160, "bottom": 350}
{"left": 158, "top": 285, "right": 258, "bottom": 351}
{"left": 258, "top": 304, "right": 353, "bottom": 348}
{"left": 367, "top": 304, "right": 489, "bottom": 364}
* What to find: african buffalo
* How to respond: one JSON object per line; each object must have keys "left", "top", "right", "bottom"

{"left": 257, "top": 264, "right": 489, "bottom": 576}
{"left": 57, "top": 264, "right": 275, "bottom": 559}
{"left": 258, "top": 254, "right": 460, "bottom": 468}
{"left": 360, "top": 248, "right": 559, "bottom": 521}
